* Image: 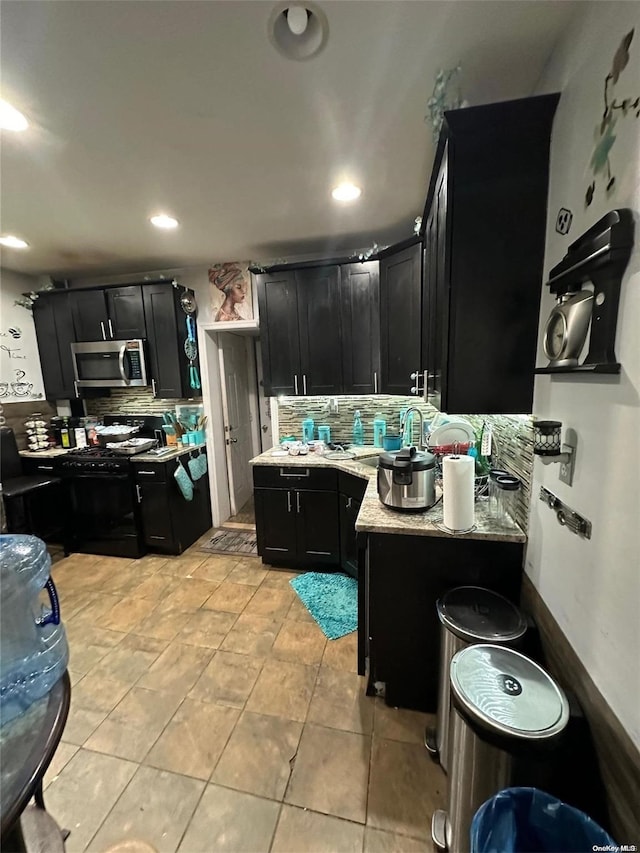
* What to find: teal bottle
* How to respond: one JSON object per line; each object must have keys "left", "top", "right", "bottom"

{"left": 352, "top": 410, "right": 364, "bottom": 446}
{"left": 302, "top": 418, "right": 315, "bottom": 443}
{"left": 373, "top": 415, "right": 386, "bottom": 448}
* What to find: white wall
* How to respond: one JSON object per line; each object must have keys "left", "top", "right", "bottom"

{"left": 0, "top": 269, "right": 46, "bottom": 402}
{"left": 528, "top": 3, "right": 640, "bottom": 747}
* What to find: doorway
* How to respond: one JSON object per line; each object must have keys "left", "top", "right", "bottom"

{"left": 218, "top": 333, "right": 260, "bottom": 523}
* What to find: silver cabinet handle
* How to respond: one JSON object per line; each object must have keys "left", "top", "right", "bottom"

{"left": 108, "top": 318, "right": 114, "bottom": 338}
{"left": 118, "top": 345, "right": 130, "bottom": 385}
{"left": 73, "top": 380, "right": 79, "bottom": 397}
{"left": 423, "top": 369, "right": 428, "bottom": 403}
{"left": 287, "top": 491, "right": 292, "bottom": 513}
{"left": 135, "top": 484, "right": 142, "bottom": 502}
{"left": 100, "top": 321, "right": 106, "bottom": 340}
{"left": 373, "top": 372, "right": 378, "bottom": 393}
{"left": 294, "top": 374, "right": 299, "bottom": 395}
{"left": 346, "top": 496, "right": 352, "bottom": 509}
{"left": 296, "top": 492, "right": 301, "bottom": 513}
{"left": 151, "top": 378, "right": 157, "bottom": 397}
{"left": 302, "top": 374, "right": 307, "bottom": 395}
{"left": 38, "top": 465, "right": 54, "bottom": 471}
{"left": 136, "top": 470, "right": 157, "bottom": 475}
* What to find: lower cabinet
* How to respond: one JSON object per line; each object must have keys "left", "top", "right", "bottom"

{"left": 338, "top": 471, "right": 367, "bottom": 578}
{"left": 254, "top": 465, "right": 340, "bottom": 566}
{"left": 132, "top": 452, "right": 211, "bottom": 554}
{"left": 361, "top": 532, "right": 524, "bottom": 713}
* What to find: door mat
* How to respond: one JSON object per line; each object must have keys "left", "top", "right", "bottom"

{"left": 199, "top": 528, "right": 258, "bottom": 556}
{"left": 290, "top": 572, "right": 357, "bottom": 640}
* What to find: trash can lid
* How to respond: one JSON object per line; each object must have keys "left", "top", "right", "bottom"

{"left": 437, "top": 586, "right": 527, "bottom": 643}
{"left": 450, "top": 644, "right": 569, "bottom": 741}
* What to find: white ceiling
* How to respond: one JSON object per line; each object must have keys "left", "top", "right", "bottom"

{"left": 1, "top": 0, "right": 581, "bottom": 277}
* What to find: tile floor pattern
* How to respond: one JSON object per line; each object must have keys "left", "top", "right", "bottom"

{"left": 43, "top": 533, "right": 445, "bottom": 852}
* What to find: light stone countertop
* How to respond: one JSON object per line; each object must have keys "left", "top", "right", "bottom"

{"left": 250, "top": 447, "right": 526, "bottom": 544}
{"left": 19, "top": 443, "right": 206, "bottom": 463}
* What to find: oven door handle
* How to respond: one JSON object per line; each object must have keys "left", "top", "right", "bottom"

{"left": 118, "top": 345, "right": 131, "bottom": 385}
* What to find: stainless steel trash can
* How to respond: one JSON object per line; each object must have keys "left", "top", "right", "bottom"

{"left": 431, "top": 644, "right": 570, "bottom": 853}
{"left": 425, "top": 586, "right": 527, "bottom": 773}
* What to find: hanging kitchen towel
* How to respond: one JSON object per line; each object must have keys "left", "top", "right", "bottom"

{"left": 199, "top": 449, "right": 208, "bottom": 475}
{"left": 174, "top": 460, "right": 194, "bottom": 501}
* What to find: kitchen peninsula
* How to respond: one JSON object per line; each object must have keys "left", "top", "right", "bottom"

{"left": 251, "top": 447, "right": 525, "bottom": 712}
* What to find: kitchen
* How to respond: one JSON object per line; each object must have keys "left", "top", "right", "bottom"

{"left": 1, "top": 2, "right": 639, "bottom": 852}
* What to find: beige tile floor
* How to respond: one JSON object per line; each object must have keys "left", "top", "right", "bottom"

{"left": 43, "top": 534, "right": 445, "bottom": 852}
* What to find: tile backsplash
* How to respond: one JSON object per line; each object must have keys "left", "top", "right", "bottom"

{"left": 84, "top": 388, "right": 202, "bottom": 417}
{"left": 275, "top": 395, "right": 534, "bottom": 530}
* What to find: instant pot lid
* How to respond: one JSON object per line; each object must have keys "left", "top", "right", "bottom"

{"left": 379, "top": 447, "right": 436, "bottom": 471}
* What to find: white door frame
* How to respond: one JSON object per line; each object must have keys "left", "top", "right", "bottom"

{"left": 200, "top": 328, "right": 261, "bottom": 526}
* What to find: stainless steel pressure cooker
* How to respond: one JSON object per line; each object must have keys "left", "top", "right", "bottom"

{"left": 377, "top": 447, "right": 437, "bottom": 512}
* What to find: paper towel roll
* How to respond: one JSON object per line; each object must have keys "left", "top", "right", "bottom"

{"left": 443, "top": 455, "right": 475, "bottom": 531}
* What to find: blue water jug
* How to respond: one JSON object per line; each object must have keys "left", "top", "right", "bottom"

{"left": 302, "top": 418, "right": 315, "bottom": 444}
{"left": 0, "top": 535, "right": 69, "bottom": 724}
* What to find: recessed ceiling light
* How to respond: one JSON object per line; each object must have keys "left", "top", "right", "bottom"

{"left": 268, "top": 2, "right": 328, "bottom": 61}
{"left": 150, "top": 214, "right": 179, "bottom": 230}
{"left": 0, "top": 99, "right": 29, "bottom": 132}
{"left": 0, "top": 235, "right": 29, "bottom": 249}
{"left": 331, "top": 183, "right": 362, "bottom": 202}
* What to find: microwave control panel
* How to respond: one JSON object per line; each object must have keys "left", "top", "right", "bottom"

{"left": 126, "top": 341, "right": 143, "bottom": 379}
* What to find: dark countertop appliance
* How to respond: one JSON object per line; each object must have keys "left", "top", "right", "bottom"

{"left": 377, "top": 447, "right": 437, "bottom": 512}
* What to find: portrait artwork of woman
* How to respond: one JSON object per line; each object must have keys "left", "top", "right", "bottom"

{"left": 209, "top": 262, "right": 251, "bottom": 322}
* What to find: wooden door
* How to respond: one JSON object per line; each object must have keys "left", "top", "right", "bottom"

{"left": 255, "top": 488, "right": 298, "bottom": 560}
{"left": 138, "top": 481, "right": 173, "bottom": 549}
{"left": 339, "top": 493, "right": 361, "bottom": 577}
{"left": 255, "top": 272, "right": 301, "bottom": 396}
{"left": 296, "top": 266, "right": 342, "bottom": 395}
{"left": 32, "top": 294, "right": 78, "bottom": 399}
{"left": 295, "top": 489, "right": 339, "bottom": 564}
{"left": 379, "top": 242, "right": 422, "bottom": 395}
{"left": 69, "top": 290, "right": 108, "bottom": 341}
{"left": 143, "top": 285, "right": 185, "bottom": 398}
{"left": 340, "top": 262, "right": 380, "bottom": 394}
{"left": 106, "top": 286, "right": 146, "bottom": 339}
{"left": 432, "top": 144, "right": 450, "bottom": 411}
{"left": 220, "top": 333, "right": 254, "bottom": 516}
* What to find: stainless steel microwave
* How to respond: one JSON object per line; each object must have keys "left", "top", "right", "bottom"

{"left": 71, "top": 339, "right": 149, "bottom": 388}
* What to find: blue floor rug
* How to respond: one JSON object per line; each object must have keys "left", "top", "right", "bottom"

{"left": 290, "top": 572, "right": 358, "bottom": 640}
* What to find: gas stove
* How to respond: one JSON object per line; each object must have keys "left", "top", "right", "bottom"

{"left": 60, "top": 447, "right": 132, "bottom": 473}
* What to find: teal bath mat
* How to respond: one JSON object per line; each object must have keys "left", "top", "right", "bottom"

{"left": 290, "top": 572, "right": 358, "bottom": 640}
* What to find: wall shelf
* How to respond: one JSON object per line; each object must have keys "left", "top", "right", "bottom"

{"left": 535, "top": 363, "right": 620, "bottom": 375}
{"left": 199, "top": 320, "right": 260, "bottom": 337}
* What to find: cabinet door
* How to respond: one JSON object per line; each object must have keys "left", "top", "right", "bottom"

{"left": 296, "top": 489, "right": 339, "bottom": 564}
{"left": 137, "top": 481, "right": 174, "bottom": 548}
{"left": 339, "top": 493, "right": 361, "bottom": 577}
{"left": 106, "top": 286, "right": 146, "bottom": 339}
{"left": 32, "top": 294, "right": 78, "bottom": 399}
{"left": 69, "top": 290, "right": 109, "bottom": 341}
{"left": 255, "top": 488, "right": 298, "bottom": 560}
{"left": 255, "top": 272, "right": 301, "bottom": 396}
{"left": 296, "top": 266, "right": 342, "bottom": 395}
{"left": 431, "top": 145, "right": 450, "bottom": 411}
{"left": 143, "top": 285, "right": 186, "bottom": 398}
{"left": 340, "top": 262, "right": 380, "bottom": 394}
{"left": 379, "top": 242, "right": 422, "bottom": 395}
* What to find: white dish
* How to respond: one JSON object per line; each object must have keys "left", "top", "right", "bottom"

{"left": 271, "top": 450, "right": 289, "bottom": 457}
{"left": 428, "top": 420, "right": 476, "bottom": 447}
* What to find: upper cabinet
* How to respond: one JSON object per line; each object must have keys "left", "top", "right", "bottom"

{"left": 379, "top": 240, "right": 422, "bottom": 396}
{"left": 69, "top": 285, "right": 145, "bottom": 341}
{"left": 256, "top": 262, "right": 379, "bottom": 397}
{"left": 143, "top": 284, "right": 197, "bottom": 399}
{"left": 421, "top": 94, "right": 559, "bottom": 414}
{"left": 32, "top": 293, "right": 78, "bottom": 400}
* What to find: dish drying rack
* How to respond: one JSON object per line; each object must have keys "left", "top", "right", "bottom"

{"left": 427, "top": 441, "right": 491, "bottom": 501}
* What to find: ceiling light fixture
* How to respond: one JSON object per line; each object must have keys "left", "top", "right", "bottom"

{"left": 150, "top": 214, "right": 179, "bottom": 230}
{"left": 268, "top": 2, "right": 328, "bottom": 61}
{"left": 0, "top": 235, "right": 29, "bottom": 249}
{"left": 0, "top": 99, "right": 29, "bottom": 132}
{"left": 332, "top": 183, "right": 362, "bottom": 202}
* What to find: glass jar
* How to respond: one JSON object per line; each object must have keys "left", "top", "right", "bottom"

{"left": 495, "top": 475, "right": 521, "bottom": 524}
{"left": 488, "top": 469, "right": 510, "bottom": 518}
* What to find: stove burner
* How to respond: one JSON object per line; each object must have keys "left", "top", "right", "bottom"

{"left": 67, "top": 447, "right": 121, "bottom": 459}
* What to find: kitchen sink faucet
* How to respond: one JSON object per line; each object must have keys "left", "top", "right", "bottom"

{"left": 400, "top": 407, "right": 426, "bottom": 449}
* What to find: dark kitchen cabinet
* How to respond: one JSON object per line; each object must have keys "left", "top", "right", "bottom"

{"left": 338, "top": 471, "right": 367, "bottom": 578}
{"left": 296, "top": 266, "right": 342, "bottom": 395}
{"left": 133, "top": 450, "right": 212, "bottom": 554}
{"left": 254, "top": 465, "right": 339, "bottom": 565}
{"left": 340, "top": 262, "right": 380, "bottom": 394}
{"left": 70, "top": 285, "right": 145, "bottom": 341}
{"left": 32, "top": 293, "right": 78, "bottom": 399}
{"left": 362, "top": 532, "right": 524, "bottom": 711}
{"left": 142, "top": 284, "right": 195, "bottom": 398}
{"left": 255, "top": 267, "right": 342, "bottom": 396}
{"left": 256, "top": 261, "right": 378, "bottom": 397}
{"left": 379, "top": 240, "right": 423, "bottom": 396}
{"left": 421, "top": 94, "right": 559, "bottom": 413}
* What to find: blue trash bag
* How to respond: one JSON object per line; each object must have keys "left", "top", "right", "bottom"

{"left": 471, "top": 787, "right": 617, "bottom": 853}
